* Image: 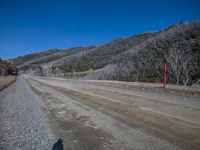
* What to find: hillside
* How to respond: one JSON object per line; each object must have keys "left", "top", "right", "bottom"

{"left": 12, "top": 21, "right": 200, "bottom": 85}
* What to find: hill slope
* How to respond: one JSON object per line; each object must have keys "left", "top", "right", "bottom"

{"left": 13, "top": 21, "right": 200, "bottom": 85}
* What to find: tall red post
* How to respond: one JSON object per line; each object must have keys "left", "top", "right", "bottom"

{"left": 163, "top": 64, "right": 167, "bottom": 88}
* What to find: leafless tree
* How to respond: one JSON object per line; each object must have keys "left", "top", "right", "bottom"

{"left": 164, "top": 43, "right": 195, "bottom": 85}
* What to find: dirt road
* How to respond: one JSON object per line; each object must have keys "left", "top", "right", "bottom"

{"left": 1, "top": 75, "right": 200, "bottom": 150}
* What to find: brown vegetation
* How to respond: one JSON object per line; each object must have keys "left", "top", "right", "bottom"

{"left": 0, "top": 76, "right": 16, "bottom": 90}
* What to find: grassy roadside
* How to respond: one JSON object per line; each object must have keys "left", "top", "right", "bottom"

{"left": 0, "top": 76, "right": 17, "bottom": 91}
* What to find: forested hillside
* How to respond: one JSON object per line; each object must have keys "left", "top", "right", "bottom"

{"left": 12, "top": 21, "right": 200, "bottom": 85}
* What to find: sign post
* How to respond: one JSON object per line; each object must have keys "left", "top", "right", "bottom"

{"left": 163, "top": 64, "right": 167, "bottom": 88}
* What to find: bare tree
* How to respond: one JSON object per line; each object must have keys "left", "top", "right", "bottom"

{"left": 164, "top": 44, "right": 194, "bottom": 85}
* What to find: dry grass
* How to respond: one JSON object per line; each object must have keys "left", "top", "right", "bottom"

{"left": 0, "top": 76, "right": 16, "bottom": 91}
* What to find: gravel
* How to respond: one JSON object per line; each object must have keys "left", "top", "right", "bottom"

{"left": 0, "top": 77, "right": 56, "bottom": 150}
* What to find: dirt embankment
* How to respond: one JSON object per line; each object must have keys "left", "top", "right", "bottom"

{"left": 85, "top": 80, "right": 200, "bottom": 95}
{"left": 0, "top": 76, "right": 17, "bottom": 91}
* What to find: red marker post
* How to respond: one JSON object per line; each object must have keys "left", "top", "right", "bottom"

{"left": 163, "top": 64, "right": 167, "bottom": 88}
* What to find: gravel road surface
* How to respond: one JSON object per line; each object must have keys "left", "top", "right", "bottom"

{"left": 1, "top": 75, "right": 200, "bottom": 150}
{"left": 0, "top": 76, "right": 56, "bottom": 150}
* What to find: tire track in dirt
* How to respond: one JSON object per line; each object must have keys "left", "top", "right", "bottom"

{"left": 51, "top": 81, "right": 200, "bottom": 125}
{"left": 27, "top": 78, "right": 128, "bottom": 150}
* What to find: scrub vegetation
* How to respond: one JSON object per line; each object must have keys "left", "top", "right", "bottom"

{"left": 0, "top": 58, "right": 18, "bottom": 75}
{"left": 12, "top": 21, "right": 200, "bottom": 85}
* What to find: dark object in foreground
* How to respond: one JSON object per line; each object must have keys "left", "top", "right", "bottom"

{"left": 52, "top": 139, "right": 63, "bottom": 150}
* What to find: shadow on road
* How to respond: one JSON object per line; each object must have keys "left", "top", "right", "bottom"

{"left": 52, "top": 139, "right": 63, "bottom": 150}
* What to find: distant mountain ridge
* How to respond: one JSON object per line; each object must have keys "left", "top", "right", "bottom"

{"left": 13, "top": 32, "right": 156, "bottom": 74}
{"left": 12, "top": 21, "right": 200, "bottom": 85}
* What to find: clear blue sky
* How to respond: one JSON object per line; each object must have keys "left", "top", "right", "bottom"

{"left": 0, "top": 0, "right": 199, "bottom": 59}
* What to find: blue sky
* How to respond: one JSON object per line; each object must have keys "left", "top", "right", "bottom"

{"left": 0, "top": 0, "right": 200, "bottom": 59}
